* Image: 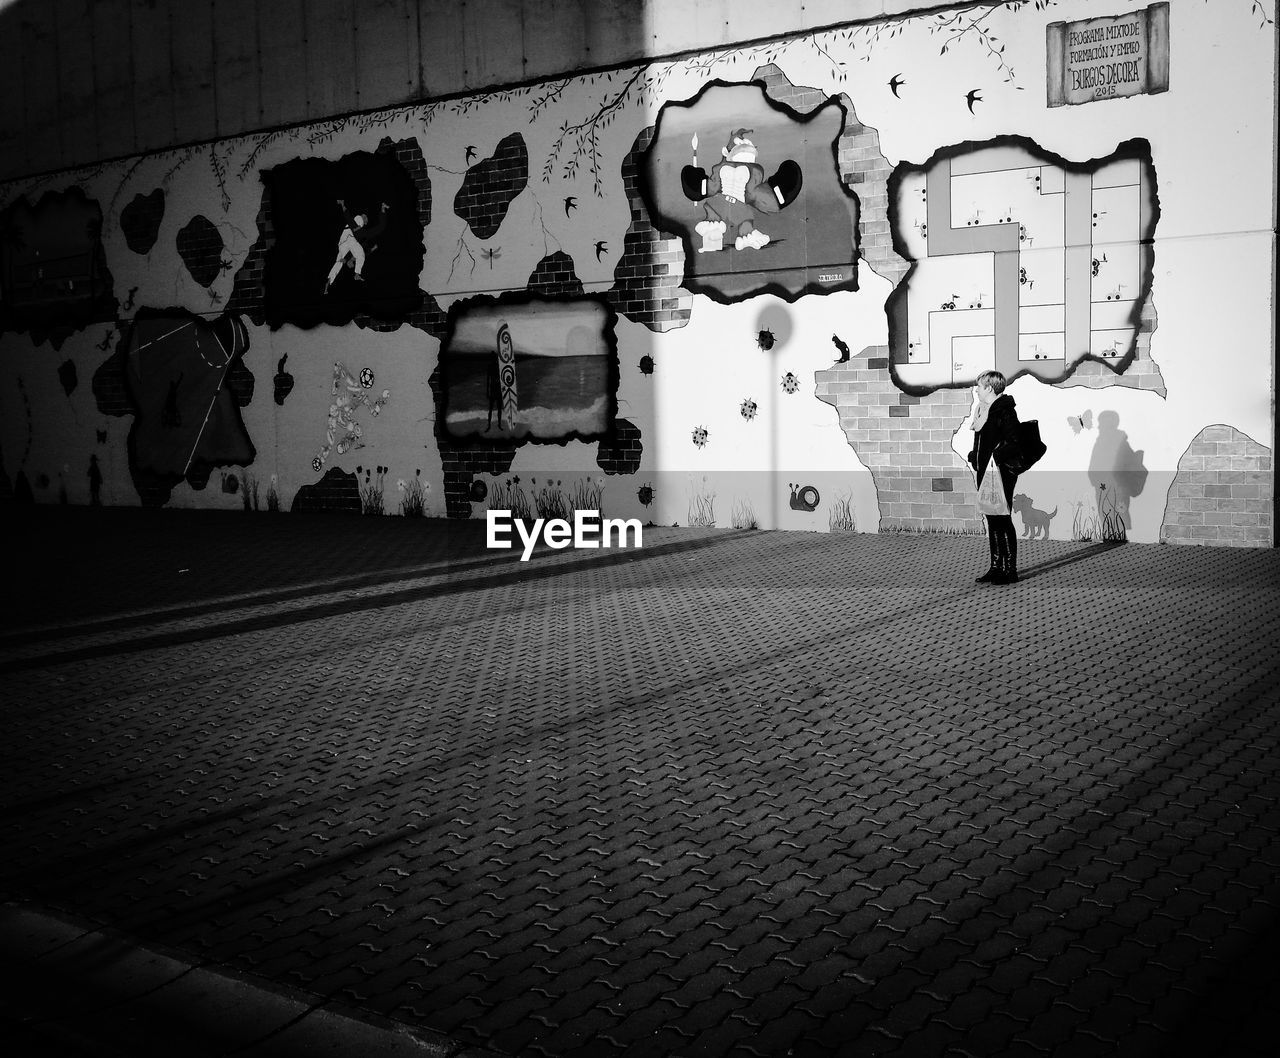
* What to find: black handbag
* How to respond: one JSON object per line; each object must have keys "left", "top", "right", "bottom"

{"left": 997, "top": 420, "right": 1047, "bottom": 475}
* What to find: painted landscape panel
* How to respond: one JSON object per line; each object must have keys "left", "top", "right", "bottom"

{"left": 441, "top": 297, "right": 616, "bottom": 442}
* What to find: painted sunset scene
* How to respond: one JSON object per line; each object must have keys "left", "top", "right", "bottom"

{"left": 442, "top": 298, "right": 614, "bottom": 441}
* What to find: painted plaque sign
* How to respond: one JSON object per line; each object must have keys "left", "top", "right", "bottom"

{"left": 1046, "top": 2, "right": 1169, "bottom": 107}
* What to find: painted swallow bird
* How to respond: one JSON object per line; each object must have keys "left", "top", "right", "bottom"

{"left": 888, "top": 74, "right": 905, "bottom": 98}
{"left": 564, "top": 196, "right": 578, "bottom": 217}
{"left": 594, "top": 240, "right": 608, "bottom": 261}
{"left": 465, "top": 145, "right": 477, "bottom": 164}
{"left": 965, "top": 89, "right": 983, "bottom": 114}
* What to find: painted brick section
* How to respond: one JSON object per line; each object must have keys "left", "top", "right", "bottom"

{"left": 816, "top": 345, "right": 980, "bottom": 532}
{"left": 358, "top": 137, "right": 446, "bottom": 337}
{"left": 120, "top": 189, "right": 165, "bottom": 255}
{"left": 225, "top": 196, "right": 273, "bottom": 325}
{"left": 1160, "top": 424, "right": 1273, "bottom": 548}
{"left": 176, "top": 215, "right": 225, "bottom": 289}
{"left": 291, "top": 468, "right": 361, "bottom": 513}
{"left": 596, "top": 418, "right": 643, "bottom": 475}
{"left": 441, "top": 447, "right": 518, "bottom": 519}
{"left": 91, "top": 347, "right": 132, "bottom": 417}
{"left": 606, "top": 127, "right": 691, "bottom": 332}
{"left": 836, "top": 112, "right": 908, "bottom": 288}
{"left": 527, "top": 251, "right": 585, "bottom": 297}
{"left": 754, "top": 64, "right": 909, "bottom": 289}
{"left": 453, "top": 133, "right": 527, "bottom": 241}
{"left": 378, "top": 135, "right": 433, "bottom": 229}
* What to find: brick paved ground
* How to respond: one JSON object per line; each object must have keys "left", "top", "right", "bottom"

{"left": 2, "top": 508, "right": 1278, "bottom": 1057}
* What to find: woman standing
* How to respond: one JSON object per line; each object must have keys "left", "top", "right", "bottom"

{"left": 967, "top": 370, "right": 1021, "bottom": 584}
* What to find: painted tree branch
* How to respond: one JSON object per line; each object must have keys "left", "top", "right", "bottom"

{"left": 930, "top": 4, "right": 1032, "bottom": 83}
{"left": 239, "top": 129, "right": 294, "bottom": 180}
{"left": 209, "top": 145, "right": 231, "bottom": 212}
{"left": 528, "top": 80, "right": 571, "bottom": 124}
{"left": 545, "top": 66, "right": 646, "bottom": 196}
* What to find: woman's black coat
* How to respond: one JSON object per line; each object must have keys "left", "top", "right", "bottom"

{"left": 968, "top": 393, "right": 1020, "bottom": 509}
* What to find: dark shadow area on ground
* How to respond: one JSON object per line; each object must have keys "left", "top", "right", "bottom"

{"left": 1, "top": 540, "right": 730, "bottom": 674}
{"left": 2, "top": 510, "right": 1279, "bottom": 1057}
{"left": 3, "top": 513, "right": 734, "bottom": 669}
{"left": 1015, "top": 539, "right": 1126, "bottom": 579}
{"left": 0, "top": 773, "right": 165, "bottom": 824}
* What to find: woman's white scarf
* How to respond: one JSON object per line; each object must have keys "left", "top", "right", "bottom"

{"left": 971, "top": 398, "right": 991, "bottom": 434}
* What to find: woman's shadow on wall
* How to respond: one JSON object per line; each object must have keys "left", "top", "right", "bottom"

{"left": 1087, "top": 409, "right": 1148, "bottom": 533}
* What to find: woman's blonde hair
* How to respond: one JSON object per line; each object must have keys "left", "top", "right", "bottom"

{"left": 975, "top": 370, "right": 1007, "bottom": 394}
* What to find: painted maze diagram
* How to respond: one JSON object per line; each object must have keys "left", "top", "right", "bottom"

{"left": 895, "top": 143, "right": 1154, "bottom": 391}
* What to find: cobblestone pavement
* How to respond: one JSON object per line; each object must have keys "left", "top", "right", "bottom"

{"left": 3, "top": 508, "right": 1278, "bottom": 1057}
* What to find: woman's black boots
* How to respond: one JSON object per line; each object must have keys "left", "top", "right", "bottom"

{"left": 992, "top": 519, "right": 1019, "bottom": 584}
{"left": 976, "top": 522, "right": 999, "bottom": 583}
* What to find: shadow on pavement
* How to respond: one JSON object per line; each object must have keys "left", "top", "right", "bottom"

{"left": 1, "top": 530, "right": 735, "bottom": 673}
{"left": 1016, "top": 539, "right": 1125, "bottom": 580}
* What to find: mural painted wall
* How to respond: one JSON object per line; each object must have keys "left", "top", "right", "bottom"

{"left": 0, "top": 0, "right": 1274, "bottom": 547}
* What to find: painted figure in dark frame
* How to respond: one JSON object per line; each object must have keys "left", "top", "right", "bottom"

{"left": 681, "top": 129, "right": 802, "bottom": 253}
{"left": 967, "top": 369, "right": 1022, "bottom": 584}
{"left": 484, "top": 352, "right": 504, "bottom": 432}
{"left": 324, "top": 198, "right": 391, "bottom": 294}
